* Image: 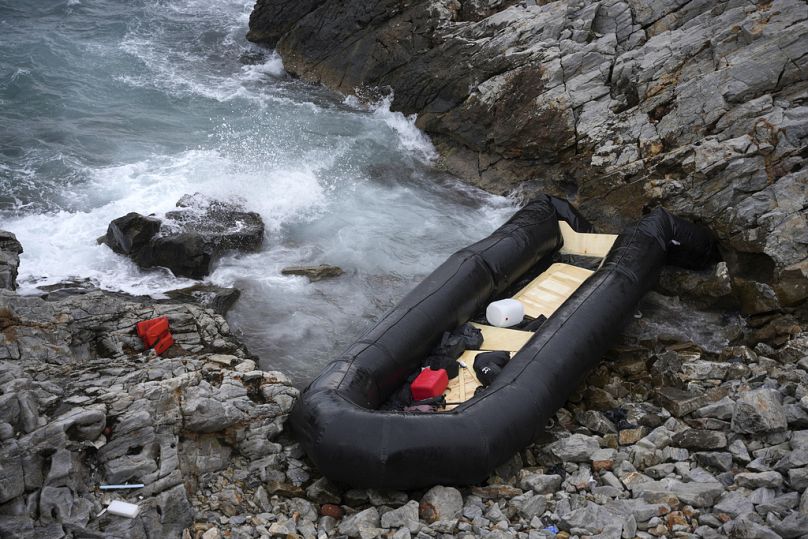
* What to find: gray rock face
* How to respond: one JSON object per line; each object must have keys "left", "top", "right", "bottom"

{"left": 0, "top": 230, "right": 23, "bottom": 291}
{"left": 732, "top": 388, "right": 788, "bottom": 434}
{"left": 0, "top": 286, "right": 298, "bottom": 537}
{"left": 102, "top": 194, "right": 264, "bottom": 279}
{"left": 248, "top": 0, "right": 808, "bottom": 312}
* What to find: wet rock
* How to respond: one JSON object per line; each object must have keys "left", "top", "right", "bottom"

{"left": 732, "top": 389, "right": 788, "bottom": 434}
{"left": 281, "top": 264, "right": 344, "bottom": 282}
{"left": 164, "top": 284, "right": 241, "bottom": 316}
{"left": 102, "top": 212, "right": 161, "bottom": 257}
{"left": 102, "top": 194, "right": 264, "bottom": 279}
{"left": 0, "top": 230, "right": 23, "bottom": 291}
{"left": 419, "top": 486, "right": 462, "bottom": 523}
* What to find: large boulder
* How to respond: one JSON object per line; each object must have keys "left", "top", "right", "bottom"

{"left": 248, "top": 0, "right": 808, "bottom": 314}
{"left": 102, "top": 194, "right": 264, "bottom": 279}
{"left": 0, "top": 230, "right": 23, "bottom": 291}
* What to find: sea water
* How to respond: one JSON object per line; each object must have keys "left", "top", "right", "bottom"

{"left": 0, "top": 0, "right": 516, "bottom": 383}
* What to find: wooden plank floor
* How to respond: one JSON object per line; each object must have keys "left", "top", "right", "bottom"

{"left": 558, "top": 220, "right": 617, "bottom": 258}
{"left": 470, "top": 322, "right": 532, "bottom": 352}
{"left": 512, "top": 263, "right": 593, "bottom": 319}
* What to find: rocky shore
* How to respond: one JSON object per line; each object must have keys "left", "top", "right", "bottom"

{"left": 0, "top": 1, "right": 806, "bottom": 537}
{"left": 247, "top": 0, "right": 807, "bottom": 319}
{"left": 2, "top": 221, "right": 808, "bottom": 538}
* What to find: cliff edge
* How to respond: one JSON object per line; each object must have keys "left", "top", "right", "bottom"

{"left": 248, "top": 0, "right": 807, "bottom": 317}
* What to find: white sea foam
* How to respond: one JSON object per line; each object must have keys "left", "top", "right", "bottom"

{"left": 8, "top": 148, "right": 331, "bottom": 295}
{"left": 345, "top": 94, "right": 438, "bottom": 164}
{"left": 2, "top": 0, "right": 518, "bottom": 382}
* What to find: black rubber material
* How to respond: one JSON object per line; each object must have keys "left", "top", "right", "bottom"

{"left": 289, "top": 197, "right": 715, "bottom": 489}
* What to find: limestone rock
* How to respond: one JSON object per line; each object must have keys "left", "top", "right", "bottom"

{"left": 732, "top": 389, "right": 788, "bottom": 434}
{"left": 0, "top": 230, "right": 23, "bottom": 291}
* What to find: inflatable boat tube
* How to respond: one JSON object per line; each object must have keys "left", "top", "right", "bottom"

{"left": 289, "top": 196, "right": 715, "bottom": 489}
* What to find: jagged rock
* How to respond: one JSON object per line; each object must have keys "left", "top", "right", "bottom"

{"left": 249, "top": 0, "right": 808, "bottom": 312}
{"left": 735, "top": 471, "right": 784, "bottom": 489}
{"left": 518, "top": 472, "right": 563, "bottom": 494}
{"left": 714, "top": 492, "right": 755, "bottom": 518}
{"left": 548, "top": 434, "right": 600, "bottom": 462}
{"left": 164, "top": 284, "right": 241, "bottom": 315}
{"left": 337, "top": 507, "right": 380, "bottom": 538}
{"left": 419, "top": 486, "right": 462, "bottom": 523}
{"left": 380, "top": 500, "right": 419, "bottom": 531}
{"left": 655, "top": 387, "right": 725, "bottom": 417}
{"left": 0, "top": 230, "right": 23, "bottom": 291}
{"left": 774, "top": 511, "right": 808, "bottom": 538}
{"left": 281, "top": 264, "right": 344, "bottom": 282}
{"left": 732, "top": 389, "right": 788, "bottom": 434}
{"left": 559, "top": 501, "right": 620, "bottom": 535}
{"left": 722, "top": 513, "right": 781, "bottom": 539}
{"left": 672, "top": 429, "right": 728, "bottom": 450}
{"left": 0, "top": 288, "right": 297, "bottom": 536}
{"left": 102, "top": 194, "right": 264, "bottom": 279}
{"left": 632, "top": 478, "right": 725, "bottom": 507}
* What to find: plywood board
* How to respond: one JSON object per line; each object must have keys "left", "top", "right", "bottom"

{"left": 512, "top": 263, "right": 593, "bottom": 319}
{"left": 470, "top": 322, "right": 532, "bottom": 352}
{"left": 444, "top": 350, "right": 515, "bottom": 409}
{"left": 558, "top": 220, "right": 618, "bottom": 258}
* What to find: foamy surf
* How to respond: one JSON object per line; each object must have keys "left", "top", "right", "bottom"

{"left": 0, "top": 0, "right": 517, "bottom": 382}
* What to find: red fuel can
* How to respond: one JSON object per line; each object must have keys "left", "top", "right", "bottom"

{"left": 140, "top": 317, "right": 170, "bottom": 347}
{"left": 154, "top": 332, "right": 174, "bottom": 355}
{"left": 410, "top": 368, "right": 449, "bottom": 401}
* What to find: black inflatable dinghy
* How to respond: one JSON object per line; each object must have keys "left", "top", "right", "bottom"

{"left": 289, "top": 195, "right": 715, "bottom": 489}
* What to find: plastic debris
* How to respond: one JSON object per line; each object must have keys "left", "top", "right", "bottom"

{"left": 99, "top": 484, "right": 144, "bottom": 490}
{"left": 107, "top": 500, "right": 140, "bottom": 518}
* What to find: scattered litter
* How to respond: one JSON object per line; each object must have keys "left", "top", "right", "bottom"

{"left": 100, "top": 484, "right": 144, "bottom": 490}
{"left": 107, "top": 500, "right": 140, "bottom": 518}
{"left": 544, "top": 524, "right": 559, "bottom": 534}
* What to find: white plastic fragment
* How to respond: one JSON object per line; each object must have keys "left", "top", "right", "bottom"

{"left": 107, "top": 500, "right": 140, "bottom": 518}
{"left": 100, "top": 484, "right": 144, "bottom": 490}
